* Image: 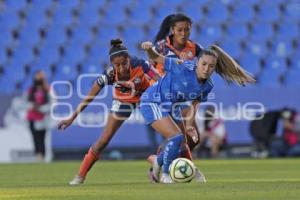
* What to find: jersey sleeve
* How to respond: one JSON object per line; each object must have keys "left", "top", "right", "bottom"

{"left": 96, "top": 67, "right": 114, "bottom": 87}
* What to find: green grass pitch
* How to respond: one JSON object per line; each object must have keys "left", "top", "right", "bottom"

{"left": 0, "top": 159, "right": 300, "bottom": 200}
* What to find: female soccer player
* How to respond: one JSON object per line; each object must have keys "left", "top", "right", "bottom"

{"left": 58, "top": 39, "right": 159, "bottom": 185}
{"left": 152, "top": 13, "right": 203, "bottom": 151}
{"left": 147, "top": 13, "right": 205, "bottom": 182}
{"left": 141, "top": 41, "right": 255, "bottom": 183}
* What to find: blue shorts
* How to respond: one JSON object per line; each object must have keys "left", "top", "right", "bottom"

{"left": 140, "top": 102, "right": 170, "bottom": 125}
{"left": 110, "top": 100, "right": 137, "bottom": 118}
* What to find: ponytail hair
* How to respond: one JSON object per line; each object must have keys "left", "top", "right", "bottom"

{"left": 109, "top": 38, "right": 129, "bottom": 60}
{"left": 154, "top": 13, "right": 192, "bottom": 43}
{"left": 209, "top": 45, "right": 256, "bottom": 86}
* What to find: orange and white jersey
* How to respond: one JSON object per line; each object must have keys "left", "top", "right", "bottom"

{"left": 96, "top": 56, "right": 158, "bottom": 104}
{"left": 153, "top": 35, "right": 203, "bottom": 76}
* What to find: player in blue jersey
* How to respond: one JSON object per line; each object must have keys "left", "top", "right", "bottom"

{"left": 147, "top": 13, "right": 206, "bottom": 183}
{"left": 140, "top": 41, "right": 255, "bottom": 183}
{"left": 149, "top": 13, "right": 204, "bottom": 153}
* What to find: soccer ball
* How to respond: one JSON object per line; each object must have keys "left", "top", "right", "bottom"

{"left": 169, "top": 158, "right": 196, "bottom": 183}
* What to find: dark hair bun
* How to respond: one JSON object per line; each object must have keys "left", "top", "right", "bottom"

{"left": 110, "top": 39, "right": 123, "bottom": 48}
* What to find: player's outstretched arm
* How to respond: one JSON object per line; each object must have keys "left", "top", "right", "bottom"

{"left": 57, "top": 82, "right": 102, "bottom": 130}
{"left": 141, "top": 41, "right": 165, "bottom": 65}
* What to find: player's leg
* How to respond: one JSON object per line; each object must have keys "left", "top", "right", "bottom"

{"left": 69, "top": 101, "right": 133, "bottom": 185}
{"left": 69, "top": 113, "right": 126, "bottom": 185}
{"left": 151, "top": 115, "right": 183, "bottom": 183}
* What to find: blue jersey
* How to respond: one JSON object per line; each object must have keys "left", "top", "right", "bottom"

{"left": 141, "top": 57, "right": 213, "bottom": 104}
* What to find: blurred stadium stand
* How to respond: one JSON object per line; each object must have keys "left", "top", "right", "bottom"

{"left": 0, "top": 0, "right": 299, "bottom": 159}
{"left": 0, "top": 0, "right": 299, "bottom": 92}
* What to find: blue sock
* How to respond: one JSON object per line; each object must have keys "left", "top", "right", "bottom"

{"left": 157, "top": 150, "right": 164, "bottom": 166}
{"left": 162, "top": 134, "right": 183, "bottom": 174}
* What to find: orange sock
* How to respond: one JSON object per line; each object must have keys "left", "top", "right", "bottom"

{"left": 78, "top": 148, "right": 100, "bottom": 178}
{"left": 180, "top": 143, "right": 193, "bottom": 160}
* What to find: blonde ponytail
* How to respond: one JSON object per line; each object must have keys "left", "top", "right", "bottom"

{"left": 209, "top": 45, "right": 256, "bottom": 86}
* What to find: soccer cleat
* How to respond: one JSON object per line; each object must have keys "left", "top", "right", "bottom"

{"left": 69, "top": 175, "right": 85, "bottom": 185}
{"left": 147, "top": 155, "right": 160, "bottom": 183}
{"left": 194, "top": 168, "right": 206, "bottom": 183}
{"left": 160, "top": 173, "right": 174, "bottom": 184}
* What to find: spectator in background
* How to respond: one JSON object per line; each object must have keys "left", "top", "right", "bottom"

{"left": 199, "top": 106, "right": 227, "bottom": 158}
{"left": 270, "top": 108, "right": 300, "bottom": 157}
{"left": 26, "top": 70, "right": 53, "bottom": 161}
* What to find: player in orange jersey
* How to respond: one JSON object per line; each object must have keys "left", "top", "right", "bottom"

{"left": 58, "top": 39, "right": 159, "bottom": 185}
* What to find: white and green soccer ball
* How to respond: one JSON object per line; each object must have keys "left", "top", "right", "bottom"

{"left": 169, "top": 158, "right": 196, "bottom": 183}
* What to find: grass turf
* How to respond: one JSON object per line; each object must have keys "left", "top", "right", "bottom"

{"left": 0, "top": 159, "right": 300, "bottom": 200}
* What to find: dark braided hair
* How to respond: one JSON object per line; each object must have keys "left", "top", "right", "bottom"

{"left": 154, "top": 13, "right": 192, "bottom": 43}
{"left": 109, "top": 39, "right": 129, "bottom": 61}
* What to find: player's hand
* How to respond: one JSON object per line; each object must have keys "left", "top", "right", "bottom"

{"left": 185, "top": 126, "right": 198, "bottom": 143}
{"left": 57, "top": 118, "right": 74, "bottom": 130}
{"left": 141, "top": 41, "right": 153, "bottom": 50}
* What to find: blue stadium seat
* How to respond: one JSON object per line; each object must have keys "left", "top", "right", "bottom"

{"left": 12, "top": 45, "right": 35, "bottom": 65}
{"left": 51, "top": 7, "right": 75, "bottom": 27}
{"left": 102, "top": 6, "right": 127, "bottom": 26}
{"left": 0, "top": 29, "right": 12, "bottom": 47}
{"left": 284, "top": 69, "right": 300, "bottom": 86}
{"left": 263, "top": 56, "right": 287, "bottom": 73}
{"left": 276, "top": 21, "right": 299, "bottom": 40}
{"left": 0, "top": 10, "right": 20, "bottom": 31}
{"left": 129, "top": 4, "right": 152, "bottom": 25}
{"left": 121, "top": 26, "right": 145, "bottom": 43}
{"left": 106, "top": 0, "right": 133, "bottom": 7}
{"left": 56, "top": 0, "right": 80, "bottom": 9}
{"left": 54, "top": 63, "right": 78, "bottom": 81}
{"left": 289, "top": 57, "right": 300, "bottom": 70}
{"left": 206, "top": 2, "right": 229, "bottom": 24}
{"left": 81, "top": 62, "right": 103, "bottom": 74}
{"left": 257, "top": 2, "right": 281, "bottom": 22}
{"left": 83, "top": 0, "right": 106, "bottom": 8}
{"left": 4, "top": 0, "right": 27, "bottom": 12}
{"left": 239, "top": 54, "right": 261, "bottom": 75}
{"left": 97, "top": 26, "right": 121, "bottom": 41}
{"left": 199, "top": 24, "right": 222, "bottom": 43}
{"left": 258, "top": 70, "right": 282, "bottom": 87}
{"left": 271, "top": 39, "right": 293, "bottom": 58}
{"left": 231, "top": 3, "right": 255, "bottom": 23}
{"left": 285, "top": 2, "right": 300, "bottom": 20}
{"left": 0, "top": 48, "right": 7, "bottom": 64}
{"left": 245, "top": 40, "right": 268, "bottom": 57}
{"left": 61, "top": 43, "right": 86, "bottom": 67}
{"left": 44, "top": 27, "right": 67, "bottom": 46}
{"left": 86, "top": 42, "right": 108, "bottom": 66}
{"left": 226, "top": 22, "right": 249, "bottom": 40}
{"left": 0, "top": 76, "right": 16, "bottom": 94}
{"left": 153, "top": 5, "right": 178, "bottom": 24}
{"left": 220, "top": 39, "right": 242, "bottom": 58}
{"left": 25, "top": 9, "right": 48, "bottom": 29}
{"left": 133, "top": 0, "right": 161, "bottom": 7}
{"left": 79, "top": 6, "right": 100, "bottom": 27}
{"left": 18, "top": 25, "right": 41, "bottom": 46}
{"left": 250, "top": 22, "right": 274, "bottom": 41}
{"left": 184, "top": 0, "right": 210, "bottom": 7}
{"left": 38, "top": 45, "right": 61, "bottom": 67}
{"left": 30, "top": 0, "right": 53, "bottom": 11}
{"left": 30, "top": 64, "right": 52, "bottom": 78}
{"left": 4, "top": 62, "right": 26, "bottom": 82}
{"left": 71, "top": 25, "right": 94, "bottom": 45}
{"left": 179, "top": 4, "right": 203, "bottom": 22}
